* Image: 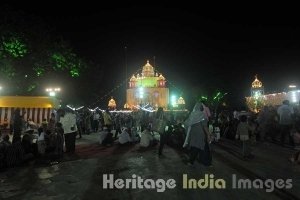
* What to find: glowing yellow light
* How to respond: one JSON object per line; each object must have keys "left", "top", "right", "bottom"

{"left": 108, "top": 97, "right": 116, "bottom": 108}
{"left": 252, "top": 75, "right": 263, "bottom": 88}
{"left": 177, "top": 96, "right": 185, "bottom": 105}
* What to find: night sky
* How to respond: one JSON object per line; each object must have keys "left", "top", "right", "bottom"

{"left": 2, "top": 2, "right": 300, "bottom": 109}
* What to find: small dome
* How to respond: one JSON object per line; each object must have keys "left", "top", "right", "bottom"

{"left": 158, "top": 74, "right": 165, "bottom": 80}
{"left": 178, "top": 97, "right": 185, "bottom": 105}
{"left": 108, "top": 97, "right": 116, "bottom": 108}
{"left": 130, "top": 74, "right": 136, "bottom": 81}
{"left": 142, "top": 60, "right": 154, "bottom": 77}
{"left": 124, "top": 103, "right": 130, "bottom": 109}
{"left": 252, "top": 75, "right": 262, "bottom": 88}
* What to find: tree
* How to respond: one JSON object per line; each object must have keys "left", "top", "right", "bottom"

{"left": 0, "top": 7, "right": 88, "bottom": 95}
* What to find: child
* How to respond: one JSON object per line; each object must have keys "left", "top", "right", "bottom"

{"left": 236, "top": 115, "right": 254, "bottom": 159}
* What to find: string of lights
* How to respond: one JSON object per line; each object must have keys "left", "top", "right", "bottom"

{"left": 88, "top": 67, "right": 143, "bottom": 108}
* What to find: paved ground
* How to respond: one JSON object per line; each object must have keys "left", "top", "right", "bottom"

{"left": 0, "top": 133, "right": 299, "bottom": 200}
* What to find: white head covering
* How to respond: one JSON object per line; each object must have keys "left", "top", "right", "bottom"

{"left": 183, "top": 102, "right": 206, "bottom": 148}
{"left": 185, "top": 102, "right": 205, "bottom": 127}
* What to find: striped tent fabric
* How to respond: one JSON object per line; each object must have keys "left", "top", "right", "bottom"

{"left": 0, "top": 107, "right": 53, "bottom": 127}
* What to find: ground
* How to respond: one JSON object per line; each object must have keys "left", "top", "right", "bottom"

{"left": 0, "top": 133, "right": 299, "bottom": 200}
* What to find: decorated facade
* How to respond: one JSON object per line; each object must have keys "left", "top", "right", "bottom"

{"left": 126, "top": 60, "right": 169, "bottom": 109}
{"left": 246, "top": 75, "right": 300, "bottom": 112}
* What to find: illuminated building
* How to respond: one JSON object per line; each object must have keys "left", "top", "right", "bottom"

{"left": 246, "top": 75, "right": 300, "bottom": 112}
{"left": 126, "top": 60, "right": 169, "bottom": 109}
{"left": 251, "top": 75, "right": 264, "bottom": 98}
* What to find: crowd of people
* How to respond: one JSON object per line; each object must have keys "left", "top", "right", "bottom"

{"left": 0, "top": 108, "right": 77, "bottom": 168}
{"left": 218, "top": 100, "right": 300, "bottom": 162}
{"left": 1, "top": 99, "right": 299, "bottom": 170}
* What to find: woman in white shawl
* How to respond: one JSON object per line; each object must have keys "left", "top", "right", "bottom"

{"left": 183, "top": 102, "right": 212, "bottom": 166}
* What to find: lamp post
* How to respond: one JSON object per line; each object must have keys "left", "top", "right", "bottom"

{"left": 46, "top": 87, "right": 61, "bottom": 97}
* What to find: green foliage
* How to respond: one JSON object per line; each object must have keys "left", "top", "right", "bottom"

{"left": 70, "top": 67, "right": 80, "bottom": 77}
{"left": 27, "top": 83, "right": 37, "bottom": 92}
{"left": 0, "top": 61, "right": 16, "bottom": 79}
{"left": 0, "top": 9, "right": 89, "bottom": 95}
{"left": 51, "top": 50, "right": 85, "bottom": 78}
{"left": 33, "top": 65, "right": 45, "bottom": 77}
{"left": 52, "top": 53, "right": 68, "bottom": 70}
{"left": 2, "top": 37, "right": 27, "bottom": 58}
{"left": 198, "top": 91, "right": 227, "bottom": 105}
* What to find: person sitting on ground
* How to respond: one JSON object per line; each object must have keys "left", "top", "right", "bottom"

{"left": 118, "top": 127, "right": 132, "bottom": 145}
{"left": 130, "top": 127, "right": 141, "bottom": 143}
{"left": 21, "top": 133, "right": 34, "bottom": 161}
{"left": 0, "top": 135, "right": 11, "bottom": 147}
{"left": 140, "top": 126, "right": 156, "bottom": 148}
{"left": 0, "top": 135, "right": 11, "bottom": 168}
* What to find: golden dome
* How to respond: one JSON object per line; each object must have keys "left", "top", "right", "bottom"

{"left": 252, "top": 75, "right": 263, "bottom": 88}
{"left": 142, "top": 60, "right": 154, "bottom": 77}
{"left": 124, "top": 103, "right": 130, "bottom": 109}
{"left": 108, "top": 97, "right": 116, "bottom": 108}
{"left": 178, "top": 97, "right": 185, "bottom": 105}
{"left": 130, "top": 74, "right": 137, "bottom": 81}
{"left": 158, "top": 74, "right": 165, "bottom": 80}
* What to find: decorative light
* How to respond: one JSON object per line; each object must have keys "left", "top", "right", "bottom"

{"left": 139, "top": 87, "right": 144, "bottom": 99}
{"left": 67, "top": 105, "right": 76, "bottom": 111}
{"left": 290, "top": 91, "right": 299, "bottom": 103}
{"left": 132, "top": 105, "right": 154, "bottom": 112}
{"left": 88, "top": 107, "right": 105, "bottom": 112}
{"left": 108, "top": 97, "right": 117, "bottom": 109}
{"left": 124, "top": 103, "right": 130, "bottom": 109}
{"left": 252, "top": 75, "right": 263, "bottom": 88}
{"left": 76, "top": 106, "right": 84, "bottom": 110}
{"left": 110, "top": 110, "right": 133, "bottom": 113}
{"left": 177, "top": 96, "right": 185, "bottom": 105}
{"left": 171, "top": 95, "right": 178, "bottom": 107}
{"left": 46, "top": 87, "right": 61, "bottom": 97}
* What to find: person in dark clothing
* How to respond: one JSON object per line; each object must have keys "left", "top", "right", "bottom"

{"left": 12, "top": 108, "right": 23, "bottom": 143}
{"left": 102, "top": 128, "right": 114, "bottom": 146}
{"left": 0, "top": 135, "right": 11, "bottom": 168}
{"left": 55, "top": 122, "right": 64, "bottom": 158}
{"left": 155, "top": 107, "right": 170, "bottom": 156}
{"left": 183, "top": 102, "right": 212, "bottom": 166}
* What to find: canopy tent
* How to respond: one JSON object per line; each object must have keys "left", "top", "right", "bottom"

{"left": 0, "top": 96, "right": 60, "bottom": 127}
{"left": 0, "top": 96, "right": 59, "bottom": 108}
